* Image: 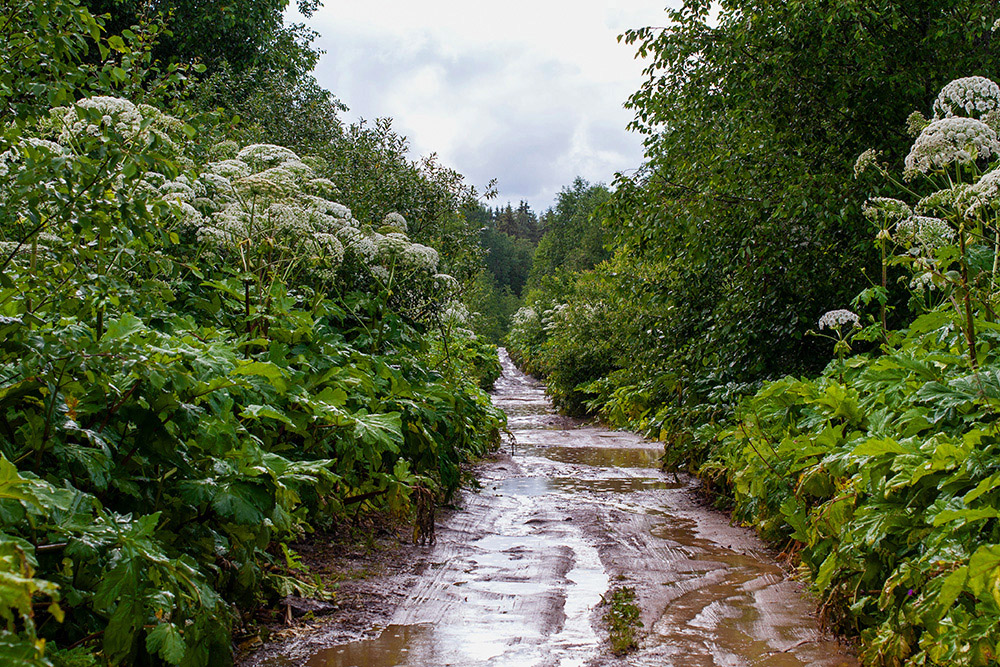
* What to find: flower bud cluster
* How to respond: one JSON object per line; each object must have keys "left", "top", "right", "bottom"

{"left": 818, "top": 309, "right": 860, "bottom": 330}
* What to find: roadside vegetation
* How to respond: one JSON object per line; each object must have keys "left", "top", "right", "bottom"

{"left": 602, "top": 585, "right": 641, "bottom": 655}
{"left": 1, "top": 2, "right": 504, "bottom": 664}
{"left": 509, "top": 2, "right": 1000, "bottom": 665}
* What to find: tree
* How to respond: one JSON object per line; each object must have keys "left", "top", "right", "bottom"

{"left": 529, "top": 178, "right": 610, "bottom": 287}
{"left": 610, "top": 0, "right": 1000, "bottom": 380}
{"left": 2, "top": 0, "right": 102, "bottom": 124}
{"left": 82, "top": 0, "right": 321, "bottom": 76}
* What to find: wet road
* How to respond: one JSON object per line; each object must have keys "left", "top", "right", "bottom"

{"left": 267, "top": 350, "right": 856, "bottom": 667}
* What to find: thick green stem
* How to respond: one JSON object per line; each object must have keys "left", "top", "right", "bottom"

{"left": 959, "top": 224, "right": 978, "bottom": 369}
{"left": 880, "top": 239, "right": 887, "bottom": 335}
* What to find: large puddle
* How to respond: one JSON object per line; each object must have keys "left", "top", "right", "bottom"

{"left": 260, "top": 349, "right": 855, "bottom": 667}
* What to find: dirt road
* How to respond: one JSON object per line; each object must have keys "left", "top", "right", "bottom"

{"left": 252, "top": 350, "right": 857, "bottom": 666}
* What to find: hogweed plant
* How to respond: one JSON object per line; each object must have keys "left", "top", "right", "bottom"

{"left": 856, "top": 76, "right": 1000, "bottom": 370}
{"left": 816, "top": 309, "right": 861, "bottom": 360}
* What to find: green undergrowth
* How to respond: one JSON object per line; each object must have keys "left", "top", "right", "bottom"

{"left": 706, "top": 311, "right": 1000, "bottom": 666}
{"left": 0, "top": 95, "right": 504, "bottom": 665}
{"left": 509, "top": 71, "right": 1000, "bottom": 666}
{"left": 603, "top": 585, "right": 641, "bottom": 655}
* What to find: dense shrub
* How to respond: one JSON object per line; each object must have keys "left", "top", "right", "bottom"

{"left": 0, "top": 95, "right": 503, "bottom": 666}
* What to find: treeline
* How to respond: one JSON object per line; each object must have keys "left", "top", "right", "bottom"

{"left": 1, "top": 1, "right": 507, "bottom": 665}
{"left": 509, "top": 2, "right": 1000, "bottom": 665}
{"left": 466, "top": 179, "right": 611, "bottom": 344}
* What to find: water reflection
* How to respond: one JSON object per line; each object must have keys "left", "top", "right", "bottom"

{"left": 305, "top": 625, "right": 430, "bottom": 667}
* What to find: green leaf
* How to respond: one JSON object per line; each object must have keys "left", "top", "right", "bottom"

{"left": 146, "top": 623, "right": 187, "bottom": 665}
{"left": 932, "top": 507, "right": 1000, "bottom": 527}
{"left": 240, "top": 404, "right": 294, "bottom": 427}
{"left": 104, "top": 313, "right": 145, "bottom": 341}
{"left": 814, "top": 551, "right": 838, "bottom": 592}
{"left": 967, "top": 544, "right": 1000, "bottom": 606}
{"left": 0, "top": 458, "right": 40, "bottom": 509}
{"left": 934, "top": 566, "right": 968, "bottom": 618}
{"left": 964, "top": 472, "right": 1000, "bottom": 504}
{"left": 212, "top": 482, "right": 269, "bottom": 523}
{"left": 231, "top": 361, "right": 288, "bottom": 393}
{"left": 852, "top": 438, "right": 906, "bottom": 457}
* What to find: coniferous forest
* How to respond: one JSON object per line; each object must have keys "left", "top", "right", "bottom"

{"left": 5, "top": 1, "right": 1000, "bottom": 665}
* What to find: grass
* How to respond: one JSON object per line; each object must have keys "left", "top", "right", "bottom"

{"left": 604, "top": 585, "right": 642, "bottom": 655}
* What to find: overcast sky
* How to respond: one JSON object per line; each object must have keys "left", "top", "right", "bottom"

{"left": 285, "top": 2, "right": 678, "bottom": 213}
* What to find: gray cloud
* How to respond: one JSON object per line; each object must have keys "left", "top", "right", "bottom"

{"left": 297, "top": 1, "right": 667, "bottom": 212}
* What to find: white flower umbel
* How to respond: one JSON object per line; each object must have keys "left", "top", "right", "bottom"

{"left": 512, "top": 307, "right": 539, "bottom": 326}
{"left": 915, "top": 184, "right": 972, "bottom": 216}
{"left": 904, "top": 117, "right": 1000, "bottom": 177}
{"left": 895, "top": 216, "right": 954, "bottom": 248}
{"left": 441, "top": 302, "right": 470, "bottom": 326}
{"left": 863, "top": 197, "right": 912, "bottom": 222}
{"left": 160, "top": 180, "right": 196, "bottom": 203}
{"left": 933, "top": 77, "right": 1000, "bottom": 119}
{"left": 906, "top": 112, "right": 930, "bottom": 137}
{"left": 374, "top": 232, "right": 409, "bottom": 260}
{"left": 301, "top": 196, "right": 351, "bottom": 221}
{"left": 170, "top": 201, "right": 204, "bottom": 229}
{"left": 233, "top": 168, "right": 297, "bottom": 198}
{"left": 818, "top": 309, "right": 860, "bottom": 330}
{"left": 58, "top": 97, "right": 143, "bottom": 143}
{"left": 21, "top": 138, "right": 67, "bottom": 155}
{"left": 197, "top": 173, "right": 237, "bottom": 203}
{"left": 404, "top": 243, "right": 439, "bottom": 272}
{"left": 311, "top": 233, "right": 345, "bottom": 267}
{"left": 965, "top": 168, "right": 1000, "bottom": 216}
{"left": 434, "top": 273, "right": 459, "bottom": 293}
{"left": 207, "top": 159, "right": 251, "bottom": 180}
{"left": 336, "top": 227, "right": 377, "bottom": 261}
{"left": 383, "top": 212, "right": 408, "bottom": 232}
{"left": 854, "top": 149, "right": 880, "bottom": 177}
{"left": 306, "top": 178, "right": 339, "bottom": 199}
{"left": 236, "top": 144, "right": 298, "bottom": 168}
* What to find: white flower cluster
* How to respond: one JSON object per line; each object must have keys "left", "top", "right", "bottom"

{"left": 383, "top": 212, "right": 408, "bottom": 232}
{"left": 180, "top": 141, "right": 447, "bottom": 293}
{"left": 433, "top": 273, "right": 460, "bottom": 296}
{"left": 337, "top": 226, "right": 378, "bottom": 261}
{"left": 441, "top": 302, "right": 470, "bottom": 326}
{"left": 863, "top": 197, "right": 912, "bottom": 222}
{"left": 895, "top": 216, "right": 954, "bottom": 248}
{"left": 208, "top": 159, "right": 251, "bottom": 180}
{"left": 402, "top": 243, "right": 439, "bottom": 272}
{"left": 2, "top": 96, "right": 455, "bottom": 308}
{"left": 965, "top": 168, "right": 1000, "bottom": 216}
{"left": 0, "top": 138, "right": 67, "bottom": 178}
{"left": 906, "top": 112, "right": 930, "bottom": 137}
{"left": 904, "top": 117, "right": 1000, "bottom": 177}
{"left": 914, "top": 184, "right": 971, "bottom": 216}
{"left": 854, "top": 148, "right": 880, "bottom": 177}
{"left": 511, "top": 307, "right": 539, "bottom": 326}
{"left": 933, "top": 77, "right": 1000, "bottom": 119}
{"left": 818, "top": 309, "right": 860, "bottom": 330}
{"left": 236, "top": 143, "right": 299, "bottom": 167}
{"left": 909, "top": 267, "right": 940, "bottom": 294}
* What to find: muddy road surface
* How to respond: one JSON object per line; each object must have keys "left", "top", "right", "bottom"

{"left": 253, "top": 350, "right": 856, "bottom": 667}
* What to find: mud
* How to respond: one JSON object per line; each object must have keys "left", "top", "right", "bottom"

{"left": 246, "top": 350, "right": 857, "bottom": 667}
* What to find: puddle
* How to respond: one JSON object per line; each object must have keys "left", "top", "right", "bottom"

{"left": 255, "top": 349, "right": 856, "bottom": 667}
{"left": 304, "top": 625, "right": 430, "bottom": 666}
{"left": 552, "top": 476, "right": 682, "bottom": 494}
{"left": 493, "top": 476, "right": 553, "bottom": 496}
{"left": 493, "top": 475, "right": 683, "bottom": 497}
{"left": 522, "top": 444, "right": 663, "bottom": 468}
